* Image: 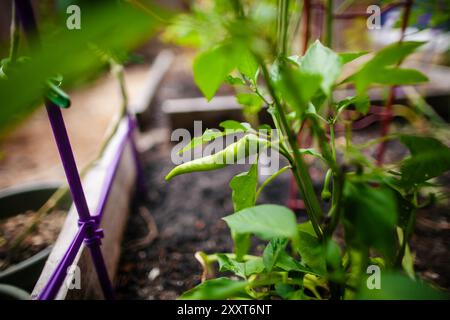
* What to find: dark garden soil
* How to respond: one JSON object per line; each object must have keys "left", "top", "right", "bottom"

{"left": 0, "top": 210, "right": 66, "bottom": 271}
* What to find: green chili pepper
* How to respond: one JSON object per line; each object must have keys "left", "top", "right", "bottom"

{"left": 165, "top": 134, "right": 268, "bottom": 181}
{"left": 321, "top": 168, "right": 332, "bottom": 202}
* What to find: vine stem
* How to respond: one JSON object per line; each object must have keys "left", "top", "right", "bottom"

{"left": 256, "top": 165, "right": 291, "bottom": 200}
{"left": 271, "top": 0, "right": 324, "bottom": 239}
{"left": 301, "top": 0, "right": 311, "bottom": 54}
{"left": 259, "top": 60, "right": 324, "bottom": 239}
{"left": 277, "top": 0, "right": 290, "bottom": 56}
{"left": 330, "top": 123, "right": 337, "bottom": 162}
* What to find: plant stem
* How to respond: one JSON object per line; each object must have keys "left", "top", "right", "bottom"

{"left": 231, "top": 0, "right": 244, "bottom": 18}
{"left": 335, "top": 0, "right": 355, "bottom": 14}
{"left": 325, "top": 170, "right": 343, "bottom": 236}
{"left": 256, "top": 165, "right": 291, "bottom": 200}
{"left": 277, "top": 0, "right": 290, "bottom": 56}
{"left": 301, "top": 0, "right": 311, "bottom": 54}
{"left": 395, "top": 190, "right": 418, "bottom": 266}
{"left": 325, "top": 0, "right": 333, "bottom": 48}
{"left": 329, "top": 123, "right": 337, "bottom": 162}
{"left": 259, "top": 61, "right": 323, "bottom": 239}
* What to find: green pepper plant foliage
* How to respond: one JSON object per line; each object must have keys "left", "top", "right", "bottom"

{"left": 165, "top": 0, "right": 450, "bottom": 300}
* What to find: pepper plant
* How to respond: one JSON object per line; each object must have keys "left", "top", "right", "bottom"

{"left": 165, "top": 0, "right": 450, "bottom": 300}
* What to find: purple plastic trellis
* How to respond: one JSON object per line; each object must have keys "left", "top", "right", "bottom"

{"left": 14, "top": 0, "right": 145, "bottom": 300}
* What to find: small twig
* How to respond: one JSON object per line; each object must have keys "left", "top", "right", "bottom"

{"left": 195, "top": 251, "right": 216, "bottom": 282}
{"left": 124, "top": 206, "right": 158, "bottom": 250}
{"left": 333, "top": 2, "right": 407, "bottom": 19}
{"left": 9, "top": 186, "right": 69, "bottom": 253}
{"left": 302, "top": 0, "right": 311, "bottom": 55}
{"left": 325, "top": 0, "right": 333, "bottom": 48}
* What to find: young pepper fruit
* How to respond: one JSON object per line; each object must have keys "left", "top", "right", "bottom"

{"left": 165, "top": 134, "right": 269, "bottom": 181}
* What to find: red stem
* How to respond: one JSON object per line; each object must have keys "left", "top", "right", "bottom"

{"left": 302, "top": 0, "right": 311, "bottom": 54}
{"left": 376, "top": 0, "right": 413, "bottom": 165}
{"left": 333, "top": 2, "right": 407, "bottom": 19}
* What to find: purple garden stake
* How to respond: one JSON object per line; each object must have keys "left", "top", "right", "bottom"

{"left": 14, "top": 0, "right": 115, "bottom": 300}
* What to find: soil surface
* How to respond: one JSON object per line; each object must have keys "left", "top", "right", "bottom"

{"left": 0, "top": 210, "right": 66, "bottom": 271}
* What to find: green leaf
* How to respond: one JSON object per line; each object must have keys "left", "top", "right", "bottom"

{"left": 219, "top": 120, "right": 250, "bottom": 132}
{"left": 275, "top": 251, "right": 315, "bottom": 274}
{"left": 338, "top": 51, "right": 368, "bottom": 64}
{"left": 275, "top": 283, "right": 301, "bottom": 300}
{"left": 237, "top": 48, "right": 259, "bottom": 82}
{"left": 368, "top": 68, "right": 428, "bottom": 85}
{"left": 179, "top": 277, "right": 249, "bottom": 300}
{"left": 217, "top": 255, "right": 264, "bottom": 278}
{"left": 230, "top": 164, "right": 258, "bottom": 212}
{"left": 357, "top": 272, "right": 447, "bottom": 300}
{"left": 350, "top": 42, "right": 427, "bottom": 107}
{"left": 273, "top": 61, "right": 322, "bottom": 114}
{"left": 231, "top": 232, "right": 251, "bottom": 262}
{"left": 225, "top": 75, "right": 245, "bottom": 85}
{"left": 336, "top": 95, "right": 370, "bottom": 114}
{"left": 297, "top": 231, "right": 326, "bottom": 275}
{"left": 223, "top": 205, "right": 298, "bottom": 240}
{"left": 336, "top": 96, "right": 363, "bottom": 111}
{"left": 193, "top": 44, "right": 237, "bottom": 100}
{"left": 299, "top": 148, "right": 324, "bottom": 160}
{"left": 299, "top": 40, "right": 342, "bottom": 96}
{"left": 263, "top": 238, "right": 289, "bottom": 272}
{"left": 217, "top": 254, "right": 245, "bottom": 278}
{"left": 354, "top": 95, "right": 371, "bottom": 114}
{"left": 367, "top": 41, "right": 425, "bottom": 67}
{"left": 343, "top": 182, "right": 398, "bottom": 261}
{"left": 400, "top": 135, "right": 445, "bottom": 155}
{"left": 244, "top": 258, "right": 266, "bottom": 276}
{"left": 325, "top": 239, "right": 343, "bottom": 273}
{"left": 236, "top": 93, "right": 264, "bottom": 115}
{"left": 397, "top": 228, "right": 415, "bottom": 279}
{"left": 399, "top": 135, "right": 450, "bottom": 185}
{"left": 297, "top": 221, "right": 317, "bottom": 238}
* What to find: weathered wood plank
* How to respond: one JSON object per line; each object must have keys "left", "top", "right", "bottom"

{"left": 31, "top": 119, "right": 137, "bottom": 299}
